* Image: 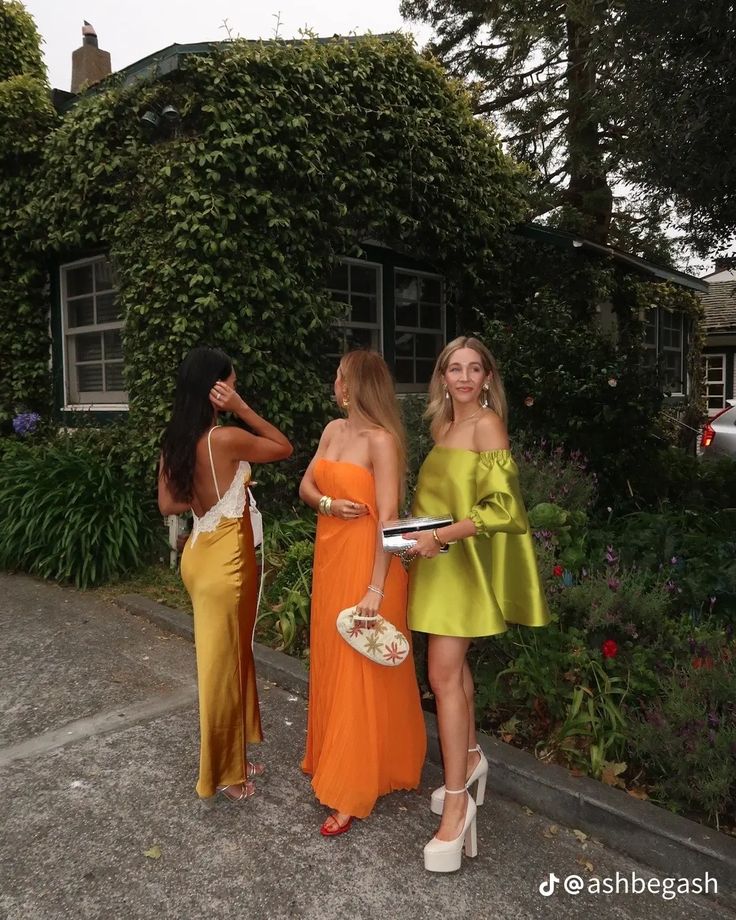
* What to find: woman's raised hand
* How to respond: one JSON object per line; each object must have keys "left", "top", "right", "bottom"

{"left": 330, "top": 499, "right": 369, "bottom": 520}
{"left": 210, "top": 381, "right": 248, "bottom": 414}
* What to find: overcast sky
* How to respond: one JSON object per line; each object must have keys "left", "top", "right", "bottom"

{"left": 23, "top": 0, "right": 433, "bottom": 92}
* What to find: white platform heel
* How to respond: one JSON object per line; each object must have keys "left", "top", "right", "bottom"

{"left": 423, "top": 789, "right": 478, "bottom": 873}
{"left": 430, "top": 744, "right": 488, "bottom": 815}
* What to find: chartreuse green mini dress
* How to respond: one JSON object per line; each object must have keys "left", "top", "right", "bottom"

{"left": 408, "top": 447, "right": 550, "bottom": 637}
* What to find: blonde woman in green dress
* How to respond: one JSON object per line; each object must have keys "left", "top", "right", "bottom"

{"left": 404, "top": 336, "right": 549, "bottom": 873}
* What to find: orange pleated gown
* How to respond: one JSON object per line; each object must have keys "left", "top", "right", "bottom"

{"left": 301, "top": 459, "right": 427, "bottom": 818}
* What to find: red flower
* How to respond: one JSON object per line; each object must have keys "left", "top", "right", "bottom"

{"left": 601, "top": 639, "right": 618, "bottom": 659}
{"left": 692, "top": 656, "right": 714, "bottom": 670}
{"left": 553, "top": 565, "right": 564, "bottom": 578}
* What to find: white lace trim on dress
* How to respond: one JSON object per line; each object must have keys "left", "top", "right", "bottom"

{"left": 190, "top": 460, "right": 251, "bottom": 544}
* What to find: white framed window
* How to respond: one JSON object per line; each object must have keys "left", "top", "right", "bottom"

{"left": 660, "top": 310, "right": 685, "bottom": 395}
{"left": 326, "top": 258, "right": 382, "bottom": 354}
{"left": 394, "top": 269, "right": 445, "bottom": 389}
{"left": 703, "top": 353, "right": 727, "bottom": 414}
{"left": 641, "top": 307, "right": 686, "bottom": 396}
{"left": 61, "top": 255, "right": 127, "bottom": 408}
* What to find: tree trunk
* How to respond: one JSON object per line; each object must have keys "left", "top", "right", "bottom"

{"left": 564, "top": 0, "right": 612, "bottom": 244}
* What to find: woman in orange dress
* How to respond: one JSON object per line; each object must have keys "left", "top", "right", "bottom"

{"left": 299, "top": 350, "right": 427, "bottom": 835}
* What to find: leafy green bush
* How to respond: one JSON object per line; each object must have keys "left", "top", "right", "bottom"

{"left": 0, "top": 438, "right": 161, "bottom": 587}
{"left": 628, "top": 639, "right": 736, "bottom": 824}
{"left": 259, "top": 515, "right": 316, "bottom": 655}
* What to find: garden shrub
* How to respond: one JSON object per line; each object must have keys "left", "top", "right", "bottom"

{"left": 258, "top": 514, "right": 316, "bottom": 655}
{"left": 0, "top": 435, "right": 162, "bottom": 588}
{"left": 628, "top": 639, "right": 736, "bottom": 824}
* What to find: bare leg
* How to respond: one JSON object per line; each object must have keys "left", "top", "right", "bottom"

{"left": 429, "top": 635, "right": 472, "bottom": 840}
{"left": 462, "top": 660, "right": 481, "bottom": 776}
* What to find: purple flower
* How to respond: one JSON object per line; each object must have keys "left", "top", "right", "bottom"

{"left": 665, "top": 580, "right": 677, "bottom": 593}
{"left": 605, "top": 545, "right": 618, "bottom": 565}
{"left": 607, "top": 577, "right": 621, "bottom": 592}
{"left": 12, "top": 412, "right": 41, "bottom": 436}
{"left": 707, "top": 712, "right": 720, "bottom": 729}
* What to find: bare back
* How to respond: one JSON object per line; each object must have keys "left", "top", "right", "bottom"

{"left": 189, "top": 427, "right": 248, "bottom": 518}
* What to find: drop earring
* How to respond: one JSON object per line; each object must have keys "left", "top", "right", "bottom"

{"left": 444, "top": 385, "right": 450, "bottom": 401}
{"left": 481, "top": 383, "right": 490, "bottom": 408}
{"left": 342, "top": 388, "right": 350, "bottom": 411}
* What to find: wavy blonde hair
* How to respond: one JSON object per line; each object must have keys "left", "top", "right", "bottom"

{"left": 339, "top": 350, "right": 408, "bottom": 499}
{"left": 425, "top": 336, "right": 507, "bottom": 440}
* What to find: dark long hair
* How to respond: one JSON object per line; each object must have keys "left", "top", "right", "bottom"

{"left": 160, "top": 347, "right": 233, "bottom": 502}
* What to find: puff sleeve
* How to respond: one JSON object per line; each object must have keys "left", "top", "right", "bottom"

{"left": 467, "top": 450, "right": 528, "bottom": 537}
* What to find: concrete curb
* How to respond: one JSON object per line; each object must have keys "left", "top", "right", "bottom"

{"left": 116, "top": 593, "right": 736, "bottom": 908}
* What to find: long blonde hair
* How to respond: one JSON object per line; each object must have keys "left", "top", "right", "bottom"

{"left": 425, "top": 336, "right": 507, "bottom": 440}
{"left": 340, "top": 350, "right": 408, "bottom": 499}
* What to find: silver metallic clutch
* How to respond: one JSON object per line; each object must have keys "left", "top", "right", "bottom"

{"left": 381, "top": 516, "right": 453, "bottom": 554}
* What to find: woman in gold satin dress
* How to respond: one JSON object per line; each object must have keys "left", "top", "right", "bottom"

{"left": 299, "top": 351, "right": 426, "bottom": 837}
{"left": 405, "top": 336, "right": 549, "bottom": 873}
{"left": 158, "top": 347, "right": 292, "bottom": 802}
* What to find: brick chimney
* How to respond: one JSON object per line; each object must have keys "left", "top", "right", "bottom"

{"left": 71, "top": 22, "right": 111, "bottom": 93}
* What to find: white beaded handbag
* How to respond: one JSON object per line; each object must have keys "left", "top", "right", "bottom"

{"left": 336, "top": 606, "right": 410, "bottom": 667}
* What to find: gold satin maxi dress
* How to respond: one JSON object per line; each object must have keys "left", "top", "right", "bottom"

{"left": 180, "top": 433, "right": 263, "bottom": 798}
{"left": 408, "top": 447, "right": 550, "bottom": 636}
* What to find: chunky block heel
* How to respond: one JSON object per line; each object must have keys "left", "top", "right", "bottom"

{"left": 423, "top": 790, "right": 478, "bottom": 873}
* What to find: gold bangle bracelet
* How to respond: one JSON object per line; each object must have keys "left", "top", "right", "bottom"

{"left": 432, "top": 528, "right": 447, "bottom": 548}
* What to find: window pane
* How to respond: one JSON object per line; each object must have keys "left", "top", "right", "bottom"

{"left": 395, "top": 359, "right": 414, "bottom": 384}
{"left": 416, "top": 360, "right": 435, "bottom": 384}
{"left": 105, "top": 363, "right": 125, "bottom": 391}
{"left": 396, "top": 299, "right": 419, "bottom": 328}
{"left": 707, "top": 364, "right": 724, "bottom": 382}
{"left": 66, "top": 264, "right": 94, "bottom": 297}
{"left": 96, "top": 291, "right": 121, "bottom": 324}
{"left": 421, "top": 278, "right": 442, "bottom": 304}
{"left": 348, "top": 327, "right": 378, "bottom": 350}
{"left": 349, "top": 294, "right": 377, "bottom": 324}
{"left": 77, "top": 364, "right": 103, "bottom": 391}
{"left": 95, "top": 259, "right": 114, "bottom": 291}
{"left": 68, "top": 297, "right": 95, "bottom": 328}
{"left": 395, "top": 332, "right": 414, "bottom": 357}
{"left": 327, "top": 261, "right": 348, "bottom": 291}
{"left": 351, "top": 265, "right": 377, "bottom": 295}
{"left": 76, "top": 332, "right": 103, "bottom": 362}
{"left": 395, "top": 272, "right": 419, "bottom": 301}
{"left": 422, "top": 303, "right": 442, "bottom": 329}
{"left": 104, "top": 330, "right": 123, "bottom": 360}
{"left": 416, "top": 333, "right": 440, "bottom": 359}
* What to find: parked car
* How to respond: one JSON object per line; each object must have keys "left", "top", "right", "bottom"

{"left": 700, "top": 400, "right": 736, "bottom": 459}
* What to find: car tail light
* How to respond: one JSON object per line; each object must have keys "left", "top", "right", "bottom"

{"left": 701, "top": 424, "right": 715, "bottom": 448}
{"left": 701, "top": 405, "right": 731, "bottom": 449}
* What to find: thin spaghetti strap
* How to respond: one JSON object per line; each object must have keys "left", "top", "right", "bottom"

{"left": 206, "top": 427, "right": 222, "bottom": 501}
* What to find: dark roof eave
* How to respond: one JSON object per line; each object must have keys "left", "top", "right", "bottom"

{"left": 53, "top": 34, "right": 399, "bottom": 113}
{"left": 517, "top": 223, "right": 708, "bottom": 293}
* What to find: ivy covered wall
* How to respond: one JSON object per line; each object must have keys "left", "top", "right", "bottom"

{"left": 22, "top": 35, "right": 526, "bottom": 490}
{"left": 0, "top": 0, "right": 56, "bottom": 425}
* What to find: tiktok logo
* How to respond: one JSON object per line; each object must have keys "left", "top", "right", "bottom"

{"left": 539, "top": 873, "right": 560, "bottom": 897}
